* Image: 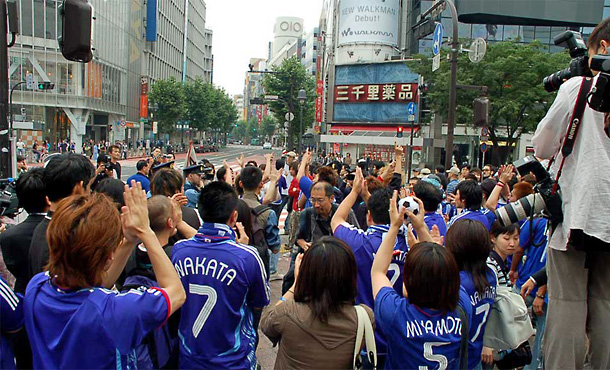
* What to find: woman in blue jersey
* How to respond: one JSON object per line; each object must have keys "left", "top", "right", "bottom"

{"left": 446, "top": 219, "right": 497, "bottom": 370}
{"left": 24, "top": 182, "right": 186, "bottom": 370}
{"left": 372, "top": 191, "right": 472, "bottom": 370}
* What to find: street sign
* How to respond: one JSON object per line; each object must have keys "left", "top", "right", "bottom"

{"left": 284, "top": 122, "right": 289, "bottom": 129}
{"left": 408, "top": 114, "right": 416, "bottom": 122}
{"left": 13, "top": 114, "right": 25, "bottom": 122}
{"left": 407, "top": 102, "right": 417, "bottom": 116}
{"left": 285, "top": 112, "right": 295, "bottom": 122}
{"left": 152, "top": 121, "right": 158, "bottom": 134}
{"left": 481, "top": 142, "right": 488, "bottom": 153}
{"left": 264, "top": 95, "right": 279, "bottom": 101}
{"left": 468, "top": 38, "right": 487, "bottom": 64}
{"left": 432, "top": 23, "right": 443, "bottom": 56}
{"left": 481, "top": 126, "right": 490, "bottom": 137}
{"left": 250, "top": 98, "right": 264, "bottom": 105}
{"left": 432, "top": 54, "right": 441, "bottom": 72}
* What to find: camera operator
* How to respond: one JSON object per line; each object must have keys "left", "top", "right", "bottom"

{"left": 531, "top": 18, "right": 610, "bottom": 369}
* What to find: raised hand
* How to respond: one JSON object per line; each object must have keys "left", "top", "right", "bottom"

{"left": 122, "top": 180, "right": 151, "bottom": 243}
{"left": 430, "top": 224, "right": 444, "bottom": 245}
{"left": 394, "top": 143, "right": 404, "bottom": 158}
{"left": 389, "top": 191, "right": 406, "bottom": 228}
{"left": 236, "top": 153, "right": 245, "bottom": 168}
{"left": 171, "top": 193, "right": 188, "bottom": 207}
{"left": 352, "top": 167, "right": 364, "bottom": 195}
{"left": 235, "top": 222, "right": 249, "bottom": 245}
{"left": 498, "top": 164, "right": 515, "bottom": 184}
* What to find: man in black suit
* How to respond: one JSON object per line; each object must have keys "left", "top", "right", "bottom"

{"left": 0, "top": 167, "right": 48, "bottom": 369}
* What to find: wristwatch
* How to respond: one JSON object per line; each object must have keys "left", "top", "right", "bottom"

{"left": 536, "top": 294, "right": 545, "bottom": 299}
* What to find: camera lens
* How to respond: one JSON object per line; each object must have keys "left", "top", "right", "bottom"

{"left": 495, "top": 193, "right": 547, "bottom": 226}
{"left": 543, "top": 68, "right": 573, "bottom": 92}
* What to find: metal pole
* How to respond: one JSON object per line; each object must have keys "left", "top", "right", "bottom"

{"left": 9, "top": 82, "right": 25, "bottom": 137}
{"left": 0, "top": 0, "right": 10, "bottom": 178}
{"left": 299, "top": 104, "right": 303, "bottom": 152}
{"left": 444, "top": 0, "right": 459, "bottom": 170}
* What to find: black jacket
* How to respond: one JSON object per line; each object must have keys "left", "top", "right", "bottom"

{"left": 1, "top": 214, "right": 45, "bottom": 294}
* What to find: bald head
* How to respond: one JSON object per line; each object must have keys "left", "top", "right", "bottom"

{"left": 148, "top": 195, "right": 174, "bottom": 233}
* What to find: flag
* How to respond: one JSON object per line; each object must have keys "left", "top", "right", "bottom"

{"left": 184, "top": 140, "right": 198, "bottom": 167}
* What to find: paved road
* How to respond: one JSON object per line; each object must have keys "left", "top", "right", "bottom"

{"left": 119, "top": 144, "right": 283, "bottom": 181}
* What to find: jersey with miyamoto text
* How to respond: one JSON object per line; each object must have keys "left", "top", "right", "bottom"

{"left": 460, "top": 270, "right": 497, "bottom": 370}
{"left": 374, "top": 286, "right": 472, "bottom": 370}
{"left": 333, "top": 223, "right": 409, "bottom": 355}
{"left": 171, "top": 223, "right": 270, "bottom": 370}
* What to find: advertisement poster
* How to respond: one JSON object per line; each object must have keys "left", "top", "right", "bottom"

{"left": 338, "top": 0, "right": 400, "bottom": 46}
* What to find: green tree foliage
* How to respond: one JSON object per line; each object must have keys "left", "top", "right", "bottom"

{"left": 262, "top": 56, "right": 315, "bottom": 150}
{"left": 148, "top": 76, "right": 185, "bottom": 135}
{"left": 150, "top": 77, "right": 238, "bottom": 140}
{"left": 262, "top": 115, "right": 277, "bottom": 141}
{"left": 407, "top": 40, "right": 571, "bottom": 162}
{"left": 232, "top": 120, "right": 247, "bottom": 141}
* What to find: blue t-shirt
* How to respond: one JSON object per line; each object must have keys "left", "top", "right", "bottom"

{"left": 333, "top": 223, "right": 409, "bottom": 354}
{"left": 0, "top": 276, "right": 23, "bottom": 370}
{"left": 374, "top": 286, "right": 472, "bottom": 370}
{"left": 424, "top": 212, "right": 448, "bottom": 242}
{"left": 516, "top": 218, "right": 548, "bottom": 297}
{"left": 448, "top": 209, "right": 495, "bottom": 230}
{"left": 171, "top": 223, "right": 270, "bottom": 370}
{"left": 459, "top": 270, "right": 497, "bottom": 370}
{"left": 126, "top": 172, "right": 151, "bottom": 193}
{"left": 24, "top": 272, "right": 169, "bottom": 370}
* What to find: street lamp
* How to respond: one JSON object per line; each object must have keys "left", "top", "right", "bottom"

{"left": 298, "top": 89, "right": 306, "bottom": 153}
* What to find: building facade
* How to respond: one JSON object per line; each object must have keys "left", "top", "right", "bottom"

{"left": 9, "top": 0, "right": 212, "bottom": 154}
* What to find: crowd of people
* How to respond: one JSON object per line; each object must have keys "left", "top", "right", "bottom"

{"left": 2, "top": 18, "right": 610, "bottom": 370}
{"left": 0, "top": 137, "right": 554, "bottom": 370}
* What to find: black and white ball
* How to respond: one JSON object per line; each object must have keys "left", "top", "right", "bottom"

{"left": 398, "top": 197, "right": 420, "bottom": 216}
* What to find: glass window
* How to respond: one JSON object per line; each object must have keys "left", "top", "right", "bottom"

{"left": 21, "top": 0, "right": 33, "bottom": 37}
{"left": 34, "top": 0, "right": 45, "bottom": 38}
{"left": 45, "top": 0, "right": 56, "bottom": 40}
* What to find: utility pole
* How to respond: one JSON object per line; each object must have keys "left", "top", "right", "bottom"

{"left": 444, "top": 0, "right": 459, "bottom": 170}
{"left": 0, "top": 0, "right": 10, "bottom": 178}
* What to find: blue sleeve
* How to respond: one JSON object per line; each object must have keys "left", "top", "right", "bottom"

{"left": 141, "top": 178, "right": 150, "bottom": 193}
{"left": 333, "top": 224, "right": 365, "bottom": 253}
{"left": 265, "top": 210, "right": 281, "bottom": 250}
{"left": 374, "top": 287, "right": 402, "bottom": 338}
{"left": 519, "top": 220, "right": 532, "bottom": 249}
{"left": 484, "top": 210, "right": 497, "bottom": 229}
{"left": 185, "top": 189, "right": 199, "bottom": 208}
{"left": 0, "top": 277, "right": 23, "bottom": 333}
{"left": 102, "top": 287, "right": 169, "bottom": 354}
{"left": 246, "top": 247, "right": 271, "bottom": 308}
{"left": 299, "top": 176, "right": 313, "bottom": 199}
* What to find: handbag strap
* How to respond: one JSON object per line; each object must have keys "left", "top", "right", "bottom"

{"left": 353, "top": 306, "right": 365, "bottom": 370}
{"left": 357, "top": 305, "right": 377, "bottom": 369}
{"left": 457, "top": 305, "right": 469, "bottom": 370}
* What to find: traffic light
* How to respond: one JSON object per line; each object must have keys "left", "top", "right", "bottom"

{"left": 37, "top": 82, "right": 55, "bottom": 90}
{"left": 473, "top": 97, "right": 490, "bottom": 127}
{"left": 397, "top": 126, "right": 404, "bottom": 138}
{"left": 58, "top": 0, "right": 94, "bottom": 63}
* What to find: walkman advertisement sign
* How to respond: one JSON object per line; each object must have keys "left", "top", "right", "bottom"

{"left": 338, "top": 0, "right": 400, "bottom": 46}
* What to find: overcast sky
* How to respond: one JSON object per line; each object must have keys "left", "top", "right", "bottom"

{"left": 205, "top": 0, "right": 324, "bottom": 97}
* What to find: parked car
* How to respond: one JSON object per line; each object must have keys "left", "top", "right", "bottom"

{"left": 194, "top": 141, "right": 217, "bottom": 153}
{"left": 263, "top": 142, "right": 272, "bottom": 150}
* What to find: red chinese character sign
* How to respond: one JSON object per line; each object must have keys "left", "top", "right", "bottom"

{"left": 315, "top": 80, "right": 324, "bottom": 123}
{"left": 334, "top": 83, "right": 417, "bottom": 103}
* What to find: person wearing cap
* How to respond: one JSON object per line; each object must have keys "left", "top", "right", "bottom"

{"left": 126, "top": 160, "right": 151, "bottom": 193}
{"left": 418, "top": 167, "right": 431, "bottom": 179}
{"left": 446, "top": 166, "right": 460, "bottom": 195}
{"left": 183, "top": 164, "right": 205, "bottom": 208}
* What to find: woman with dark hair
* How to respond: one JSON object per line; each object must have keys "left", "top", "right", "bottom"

{"left": 261, "top": 236, "right": 373, "bottom": 370}
{"left": 24, "top": 182, "right": 186, "bottom": 369}
{"left": 93, "top": 178, "right": 126, "bottom": 210}
{"left": 446, "top": 219, "right": 497, "bottom": 370}
{"left": 372, "top": 191, "right": 471, "bottom": 370}
{"left": 480, "top": 221, "right": 521, "bottom": 367}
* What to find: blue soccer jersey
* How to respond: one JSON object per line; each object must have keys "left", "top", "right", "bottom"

{"left": 0, "top": 276, "right": 23, "bottom": 370}
{"left": 448, "top": 209, "right": 495, "bottom": 230}
{"left": 333, "top": 223, "right": 409, "bottom": 355}
{"left": 375, "top": 286, "right": 473, "bottom": 370}
{"left": 24, "top": 272, "right": 169, "bottom": 370}
{"left": 171, "top": 223, "right": 270, "bottom": 370}
{"left": 459, "top": 270, "right": 497, "bottom": 370}
{"left": 516, "top": 218, "right": 548, "bottom": 296}
{"left": 424, "top": 212, "right": 448, "bottom": 241}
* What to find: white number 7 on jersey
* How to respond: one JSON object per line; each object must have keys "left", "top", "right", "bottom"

{"left": 471, "top": 303, "right": 490, "bottom": 343}
{"left": 189, "top": 284, "right": 218, "bottom": 338}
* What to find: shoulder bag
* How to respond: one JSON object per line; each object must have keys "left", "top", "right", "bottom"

{"left": 353, "top": 305, "right": 377, "bottom": 370}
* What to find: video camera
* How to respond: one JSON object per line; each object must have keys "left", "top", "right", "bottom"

{"left": 495, "top": 156, "right": 563, "bottom": 231}
{"left": 543, "top": 31, "right": 591, "bottom": 92}
{"left": 0, "top": 178, "right": 20, "bottom": 218}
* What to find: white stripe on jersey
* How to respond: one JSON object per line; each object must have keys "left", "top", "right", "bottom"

{"left": 227, "top": 241, "right": 271, "bottom": 301}
{"left": 0, "top": 279, "right": 18, "bottom": 310}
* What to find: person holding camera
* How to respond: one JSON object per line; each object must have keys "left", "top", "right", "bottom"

{"left": 531, "top": 18, "right": 610, "bottom": 369}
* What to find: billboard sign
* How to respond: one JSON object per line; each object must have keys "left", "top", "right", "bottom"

{"left": 333, "top": 62, "right": 420, "bottom": 123}
{"left": 338, "top": 0, "right": 400, "bottom": 46}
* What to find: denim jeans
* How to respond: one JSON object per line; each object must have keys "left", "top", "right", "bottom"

{"left": 269, "top": 249, "right": 280, "bottom": 275}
